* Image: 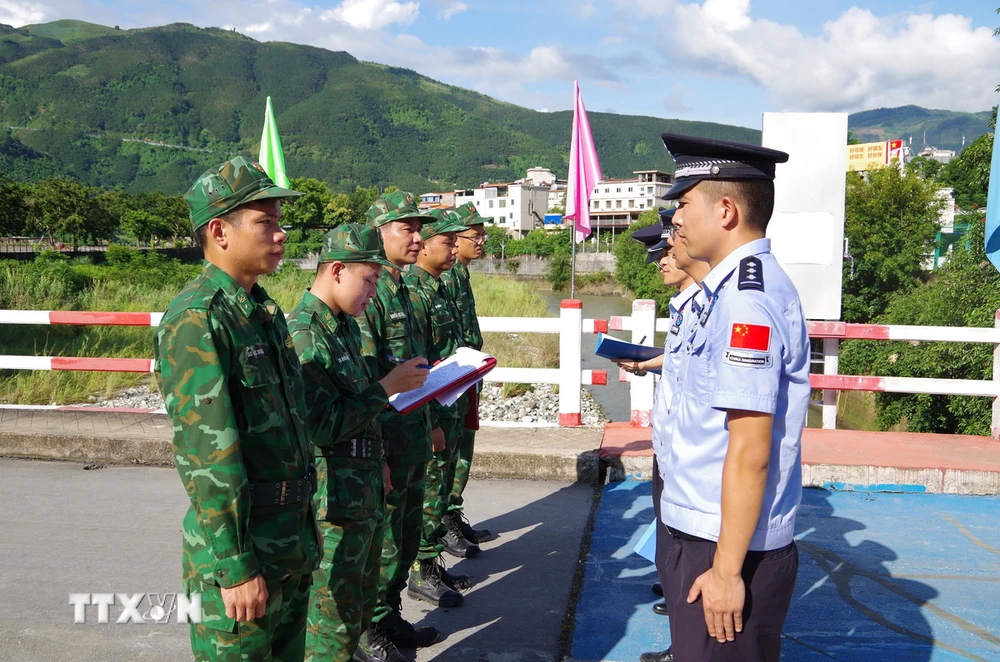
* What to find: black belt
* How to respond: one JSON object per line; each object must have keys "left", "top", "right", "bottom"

{"left": 665, "top": 525, "right": 712, "bottom": 543}
{"left": 318, "top": 438, "right": 380, "bottom": 460}
{"left": 249, "top": 466, "right": 317, "bottom": 507}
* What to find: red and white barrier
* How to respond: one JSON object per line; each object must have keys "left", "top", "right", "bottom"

{"left": 0, "top": 302, "right": 609, "bottom": 428}
{"left": 612, "top": 300, "right": 1000, "bottom": 437}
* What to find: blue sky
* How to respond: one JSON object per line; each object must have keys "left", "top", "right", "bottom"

{"left": 2, "top": 0, "right": 998, "bottom": 129}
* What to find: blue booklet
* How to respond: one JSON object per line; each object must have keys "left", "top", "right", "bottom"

{"left": 594, "top": 333, "right": 663, "bottom": 374}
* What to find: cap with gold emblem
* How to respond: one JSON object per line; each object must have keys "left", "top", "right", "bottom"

{"left": 420, "top": 209, "right": 468, "bottom": 240}
{"left": 451, "top": 201, "right": 492, "bottom": 226}
{"left": 365, "top": 191, "right": 436, "bottom": 227}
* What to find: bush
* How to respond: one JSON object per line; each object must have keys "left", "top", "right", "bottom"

{"left": 546, "top": 252, "right": 571, "bottom": 291}
{"left": 104, "top": 244, "right": 140, "bottom": 266}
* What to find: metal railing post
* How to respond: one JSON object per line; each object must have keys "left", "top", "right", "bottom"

{"left": 823, "top": 337, "right": 840, "bottom": 430}
{"left": 558, "top": 299, "right": 584, "bottom": 427}
{"left": 630, "top": 299, "right": 657, "bottom": 427}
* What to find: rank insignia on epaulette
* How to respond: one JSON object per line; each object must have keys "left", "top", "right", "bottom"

{"left": 738, "top": 256, "right": 764, "bottom": 291}
{"left": 285, "top": 335, "right": 294, "bottom": 348}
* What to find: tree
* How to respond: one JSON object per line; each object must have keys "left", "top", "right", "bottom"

{"left": 905, "top": 155, "right": 943, "bottom": 182}
{"left": 482, "top": 225, "right": 508, "bottom": 258}
{"left": 281, "top": 177, "right": 332, "bottom": 228}
{"left": 840, "top": 217, "right": 998, "bottom": 435}
{"left": 841, "top": 166, "right": 943, "bottom": 323}
{"left": 546, "top": 252, "right": 571, "bottom": 291}
{"left": 0, "top": 175, "right": 28, "bottom": 236}
{"left": 26, "top": 178, "right": 96, "bottom": 248}
{"left": 612, "top": 210, "right": 674, "bottom": 314}
{"left": 942, "top": 131, "right": 992, "bottom": 210}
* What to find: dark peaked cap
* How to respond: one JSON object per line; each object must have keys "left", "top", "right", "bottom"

{"left": 660, "top": 133, "right": 789, "bottom": 201}
{"left": 630, "top": 211, "right": 675, "bottom": 264}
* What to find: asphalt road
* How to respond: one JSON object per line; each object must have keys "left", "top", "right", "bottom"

{"left": 0, "top": 459, "right": 594, "bottom": 662}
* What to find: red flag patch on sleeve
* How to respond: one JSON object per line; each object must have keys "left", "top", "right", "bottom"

{"left": 729, "top": 323, "right": 771, "bottom": 352}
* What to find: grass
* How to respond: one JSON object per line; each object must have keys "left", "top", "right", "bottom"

{"left": 0, "top": 259, "right": 559, "bottom": 405}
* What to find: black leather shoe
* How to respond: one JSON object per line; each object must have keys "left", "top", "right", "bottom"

{"left": 385, "top": 616, "right": 441, "bottom": 648}
{"left": 352, "top": 646, "right": 375, "bottom": 662}
{"left": 453, "top": 511, "right": 495, "bottom": 543}
{"left": 639, "top": 648, "right": 674, "bottom": 662}
{"left": 442, "top": 514, "right": 481, "bottom": 558}
{"left": 366, "top": 622, "right": 408, "bottom": 662}
{"left": 652, "top": 601, "right": 669, "bottom": 616}
{"left": 652, "top": 582, "right": 663, "bottom": 597}
{"left": 407, "top": 558, "right": 464, "bottom": 608}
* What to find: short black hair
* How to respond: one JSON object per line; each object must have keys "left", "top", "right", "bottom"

{"left": 699, "top": 180, "right": 775, "bottom": 234}
{"left": 194, "top": 207, "right": 247, "bottom": 250}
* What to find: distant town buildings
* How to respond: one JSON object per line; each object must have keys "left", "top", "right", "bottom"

{"left": 916, "top": 146, "right": 956, "bottom": 164}
{"left": 589, "top": 170, "right": 673, "bottom": 229}
{"left": 418, "top": 191, "right": 455, "bottom": 209}
{"left": 455, "top": 180, "right": 551, "bottom": 238}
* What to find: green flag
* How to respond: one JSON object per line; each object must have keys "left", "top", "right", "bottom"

{"left": 258, "top": 96, "right": 290, "bottom": 188}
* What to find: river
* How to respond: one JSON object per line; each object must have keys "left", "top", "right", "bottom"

{"left": 538, "top": 287, "right": 824, "bottom": 428}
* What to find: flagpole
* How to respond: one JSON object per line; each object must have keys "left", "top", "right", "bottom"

{"left": 571, "top": 222, "right": 577, "bottom": 298}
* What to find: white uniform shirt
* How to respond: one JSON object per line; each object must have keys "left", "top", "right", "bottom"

{"left": 659, "top": 238, "right": 811, "bottom": 551}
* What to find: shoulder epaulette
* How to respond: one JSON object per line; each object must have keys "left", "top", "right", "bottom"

{"left": 737, "top": 256, "right": 764, "bottom": 292}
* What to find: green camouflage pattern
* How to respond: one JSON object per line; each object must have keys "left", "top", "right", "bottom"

{"left": 185, "top": 156, "right": 302, "bottom": 231}
{"left": 371, "top": 459, "right": 427, "bottom": 627}
{"left": 403, "top": 265, "right": 470, "bottom": 558}
{"left": 448, "top": 427, "right": 476, "bottom": 514}
{"left": 190, "top": 573, "right": 312, "bottom": 662}
{"left": 419, "top": 210, "right": 467, "bottom": 240}
{"left": 440, "top": 260, "right": 483, "bottom": 350}
{"left": 153, "top": 263, "right": 320, "bottom": 658}
{"left": 319, "top": 223, "right": 396, "bottom": 268}
{"left": 417, "top": 417, "right": 462, "bottom": 559}
{"left": 452, "top": 201, "right": 493, "bottom": 225}
{"left": 287, "top": 291, "right": 387, "bottom": 472}
{"left": 365, "top": 191, "right": 434, "bottom": 227}
{"left": 305, "top": 499, "right": 384, "bottom": 662}
{"left": 356, "top": 270, "right": 433, "bottom": 465}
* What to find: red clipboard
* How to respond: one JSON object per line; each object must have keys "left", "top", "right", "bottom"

{"left": 389, "top": 352, "right": 496, "bottom": 415}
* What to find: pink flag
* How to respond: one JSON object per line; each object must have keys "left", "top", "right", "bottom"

{"left": 565, "top": 81, "right": 602, "bottom": 243}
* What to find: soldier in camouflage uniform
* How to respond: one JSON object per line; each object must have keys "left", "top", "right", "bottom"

{"left": 289, "top": 225, "right": 429, "bottom": 662}
{"left": 154, "top": 156, "right": 320, "bottom": 662}
{"left": 404, "top": 210, "right": 483, "bottom": 604}
{"left": 356, "top": 193, "right": 468, "bottom": 656}
{"left": 439, "top": 203, "right": 495, "bottom": 550}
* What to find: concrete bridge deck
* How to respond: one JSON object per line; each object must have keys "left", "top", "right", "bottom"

{"left": 3, "top": 408, "right": 1000, "bottom": 494}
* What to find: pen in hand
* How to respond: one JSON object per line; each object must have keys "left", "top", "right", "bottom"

{"left": 387, "top": 354, "right": 432, "bottom": 370}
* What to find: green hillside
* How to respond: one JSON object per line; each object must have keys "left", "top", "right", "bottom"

{"left": 0, "top": 20, "right": 759, "bottom": 194}
{"left": 849, "top": 105, "right": 992, "bottom": 154}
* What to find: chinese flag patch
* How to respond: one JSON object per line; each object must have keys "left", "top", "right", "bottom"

{"left": 729, "top": 323, "right": 771, "bottom": 351}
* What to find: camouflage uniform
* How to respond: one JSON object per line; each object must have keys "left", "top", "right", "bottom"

{"left": 354, "top": 193, "right": 437, "bottom": 632}
{"left": 154, "top": 156, "right": 318, "bottom": 662}
{"left": 404, "top": 245, "right": 469, "bottom": 561}
{"left": 289, "top": 226, "right": 397, "bottom": 662}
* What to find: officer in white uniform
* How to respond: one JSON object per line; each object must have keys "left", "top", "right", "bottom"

{"left": 656, "top": 133, "right": 811, "bottom": 662}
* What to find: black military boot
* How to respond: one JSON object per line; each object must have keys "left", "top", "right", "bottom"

{"left": 366, "top": 622, "right": 408, "bottom": 662}
{"left": 351, "top": 645, "right": 375, "bottom": 662}
{"left": 439, "top": 558, "right": 474, "bottom": 590}
{"left": 441, "top": 513, "right": 481, "bottom": 558}
{"left": 639, "top": 648, "right": 674, "bottom": 662}
{"left": 381, "top": 595, "right": 441, "bottom": 649}
{"left": 407, "top": 558, "right": 464, "bottom": 608}
{"left": 453, "top": 510, "right": 495, "bottom": 543}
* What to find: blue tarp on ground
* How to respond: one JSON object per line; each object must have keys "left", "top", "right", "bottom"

{"left": 571, "top": 483, "right": 1000, "bottom": 662}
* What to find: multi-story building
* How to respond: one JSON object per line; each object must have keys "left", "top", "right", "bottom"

{"left": 418, "top": 191, "right": 455, "bottom": 210}
{"left": 588, "top": 170, "right": 674, "bottom": 229}
{"left": 454, "top": 181, "right": 550, "bottom": 238}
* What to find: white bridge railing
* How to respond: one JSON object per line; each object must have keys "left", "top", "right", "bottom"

{"left": 0, "top": 300, "right": 609, "bottom": 427}
{"left": 612, "top": 300, "right": 1000, "bottom": 439}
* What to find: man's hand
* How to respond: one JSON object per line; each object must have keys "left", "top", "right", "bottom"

{"left": 221, "top": 574, "right": 268, "bottom": 623}
{"left": 613, "top": 358, "right": 646, "bottom": 375}
{"left": 379, "top": 357, "right": 430, "bottom": 396}
{"left": 431, "top": 427, "right": 446, "bottom": 452}
{"left": 687, "top": 565, "right": 745, "bottom": 643}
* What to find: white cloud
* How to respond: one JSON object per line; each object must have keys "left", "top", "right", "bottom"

{"left": 668, "top": 2, "right": 1000, "bottom": 113}
{"left": 437, "top": 1, "right": 467, "bottom": 20}
{"left": 0, "top": 0, "right": 49, "bottom": 26}
{"left": 323, "top": 0, "right": 419, "bottom": 30}
{"left": 578, "top": 1, "right": 595, "bottom": 19}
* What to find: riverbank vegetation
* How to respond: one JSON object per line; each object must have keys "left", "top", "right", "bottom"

{"left": 0, "top": 253, "right": 558, "bottom": 405}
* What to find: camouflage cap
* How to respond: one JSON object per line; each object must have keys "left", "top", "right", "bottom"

{"left": 185, "top": 156, "right": 303, "bottom": 232}
{"left": 452, "top": 201, "right": 492, "bottom": 226}
{"left": 365, "top": 191, "right": 435, "bottom": 227}
{"left": 420, "top": 209, "right": 468, "bottom": 240}
{"left": 319, "top": 223, "right": 396, "bottom": 269}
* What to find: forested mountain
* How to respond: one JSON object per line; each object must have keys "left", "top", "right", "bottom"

{"left": 0, "top": 20, "right": 758, "bottom": 194}
{"left": 849, "top": 105, "right": 992, "bottom": 154}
